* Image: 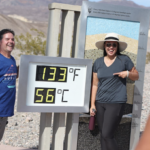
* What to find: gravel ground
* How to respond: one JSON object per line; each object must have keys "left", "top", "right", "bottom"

{"left": 0, "top": 61, "right": 150, "bottom": 149}
{"left": 140, "top": 63, "right": 150, "bottom": 131}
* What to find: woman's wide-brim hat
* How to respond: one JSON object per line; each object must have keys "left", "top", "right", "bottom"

{"left": 95, "top": 33, "right": 127, "bottom": 52}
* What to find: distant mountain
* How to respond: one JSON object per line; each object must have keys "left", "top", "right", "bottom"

{"left": 0, "top": 14, "right": 48, "bottom": 35}
{"left": 0, "top": 0, "right": 88, "bottom": 22}
{"left": 0, "top": 0, "right": 86, "bottom": 7}
{"left": 0, "top": 6, "right": 49, "bottom": 22}
{"left": 0, "top": 0, "right": 149, "bottom": 22}
{"left": 0, "top": 0, "right": 142, "bottom": 8}
{"left": 99, "top": 0, "right": 146, "bottom": 8}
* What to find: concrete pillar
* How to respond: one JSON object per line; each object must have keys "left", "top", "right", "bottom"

{"left": 39, "top": 3, "right": 81, "bottom": 150}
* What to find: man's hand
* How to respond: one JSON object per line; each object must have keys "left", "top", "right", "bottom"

{"left": 113, "top": 71, "right": 127, "bottom": 78}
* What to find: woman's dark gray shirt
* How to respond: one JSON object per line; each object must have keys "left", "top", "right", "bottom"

{"left": 93, "top": 55, "right": 134, "bottom": 103}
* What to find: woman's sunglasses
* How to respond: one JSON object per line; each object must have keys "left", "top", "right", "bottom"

{"left": 106, "top": 43, "right": 117, "bottom": 48}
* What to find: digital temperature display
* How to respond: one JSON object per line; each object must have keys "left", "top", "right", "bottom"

{"left": 36, "top": 66, "right": 67, "bottom": 82}
{"left": 34, "top": 88, "right": 56, "bottom": 103}
{"left": 17, "top": 55, "right": 92, "bottom": 112}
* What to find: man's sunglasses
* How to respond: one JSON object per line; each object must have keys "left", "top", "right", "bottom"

{"left": 106, "top": 43, "right": 117, "bottom": 48}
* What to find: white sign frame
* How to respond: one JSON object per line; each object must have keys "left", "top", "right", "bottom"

{"left": 17, "top": 55, "right": 92, "bottom": 113}
{"left": 78, "top": 1, "right": 150, "bottom": 150}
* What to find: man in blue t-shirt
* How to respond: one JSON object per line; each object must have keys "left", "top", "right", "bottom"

{"left": 0, "top": 29, "right": 17, "bottom": 141}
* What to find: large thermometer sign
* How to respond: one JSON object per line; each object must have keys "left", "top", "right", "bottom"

{"left": 17, "top": 55, "right": 92, "bottom": 113}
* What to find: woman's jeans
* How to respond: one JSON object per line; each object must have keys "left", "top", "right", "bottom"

{"left": 96, "top": 102, "right": 125, "bottom": 150}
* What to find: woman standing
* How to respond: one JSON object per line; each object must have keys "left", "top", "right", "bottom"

{"left": 90, "top": 33, "right": 139, "bottom": 150}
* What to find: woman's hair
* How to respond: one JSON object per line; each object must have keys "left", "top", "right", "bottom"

{"left": 103, "top": 42, "right": 121, "bottom": 56}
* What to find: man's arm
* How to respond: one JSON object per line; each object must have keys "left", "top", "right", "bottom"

{"left": 135, "top": 115, "right": 150, "bottom": 150}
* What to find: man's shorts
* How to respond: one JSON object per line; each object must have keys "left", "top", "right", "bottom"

{"left": 0, "top": 117, "right": 8, "bottom": 141}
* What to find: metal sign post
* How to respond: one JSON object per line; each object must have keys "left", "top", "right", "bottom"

{"left": 78, "top": 2, "right": 150, "bottom": 149}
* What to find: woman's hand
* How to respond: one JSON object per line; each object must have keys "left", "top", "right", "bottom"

{"left": 113, "top": 71, "right": 127, "bottom": 78}
{"left": 90, "top": 106, "right": 96, "bottom": 116}
{"left": 113, "top": 67, "right": 139, "bottom": 80}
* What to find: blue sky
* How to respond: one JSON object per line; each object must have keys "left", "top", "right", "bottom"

{"left": 89, "top": 0, "right": 150, "bottom": 7}
{"left": 86, "top": 17, "right": 140, "bottom": 40}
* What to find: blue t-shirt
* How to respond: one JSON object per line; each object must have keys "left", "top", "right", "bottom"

{"left": 93, "top": 55, "right": 134, "bottom": 103}
{"left": 0, "top": 54, "right": 17, "bottom": 117}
